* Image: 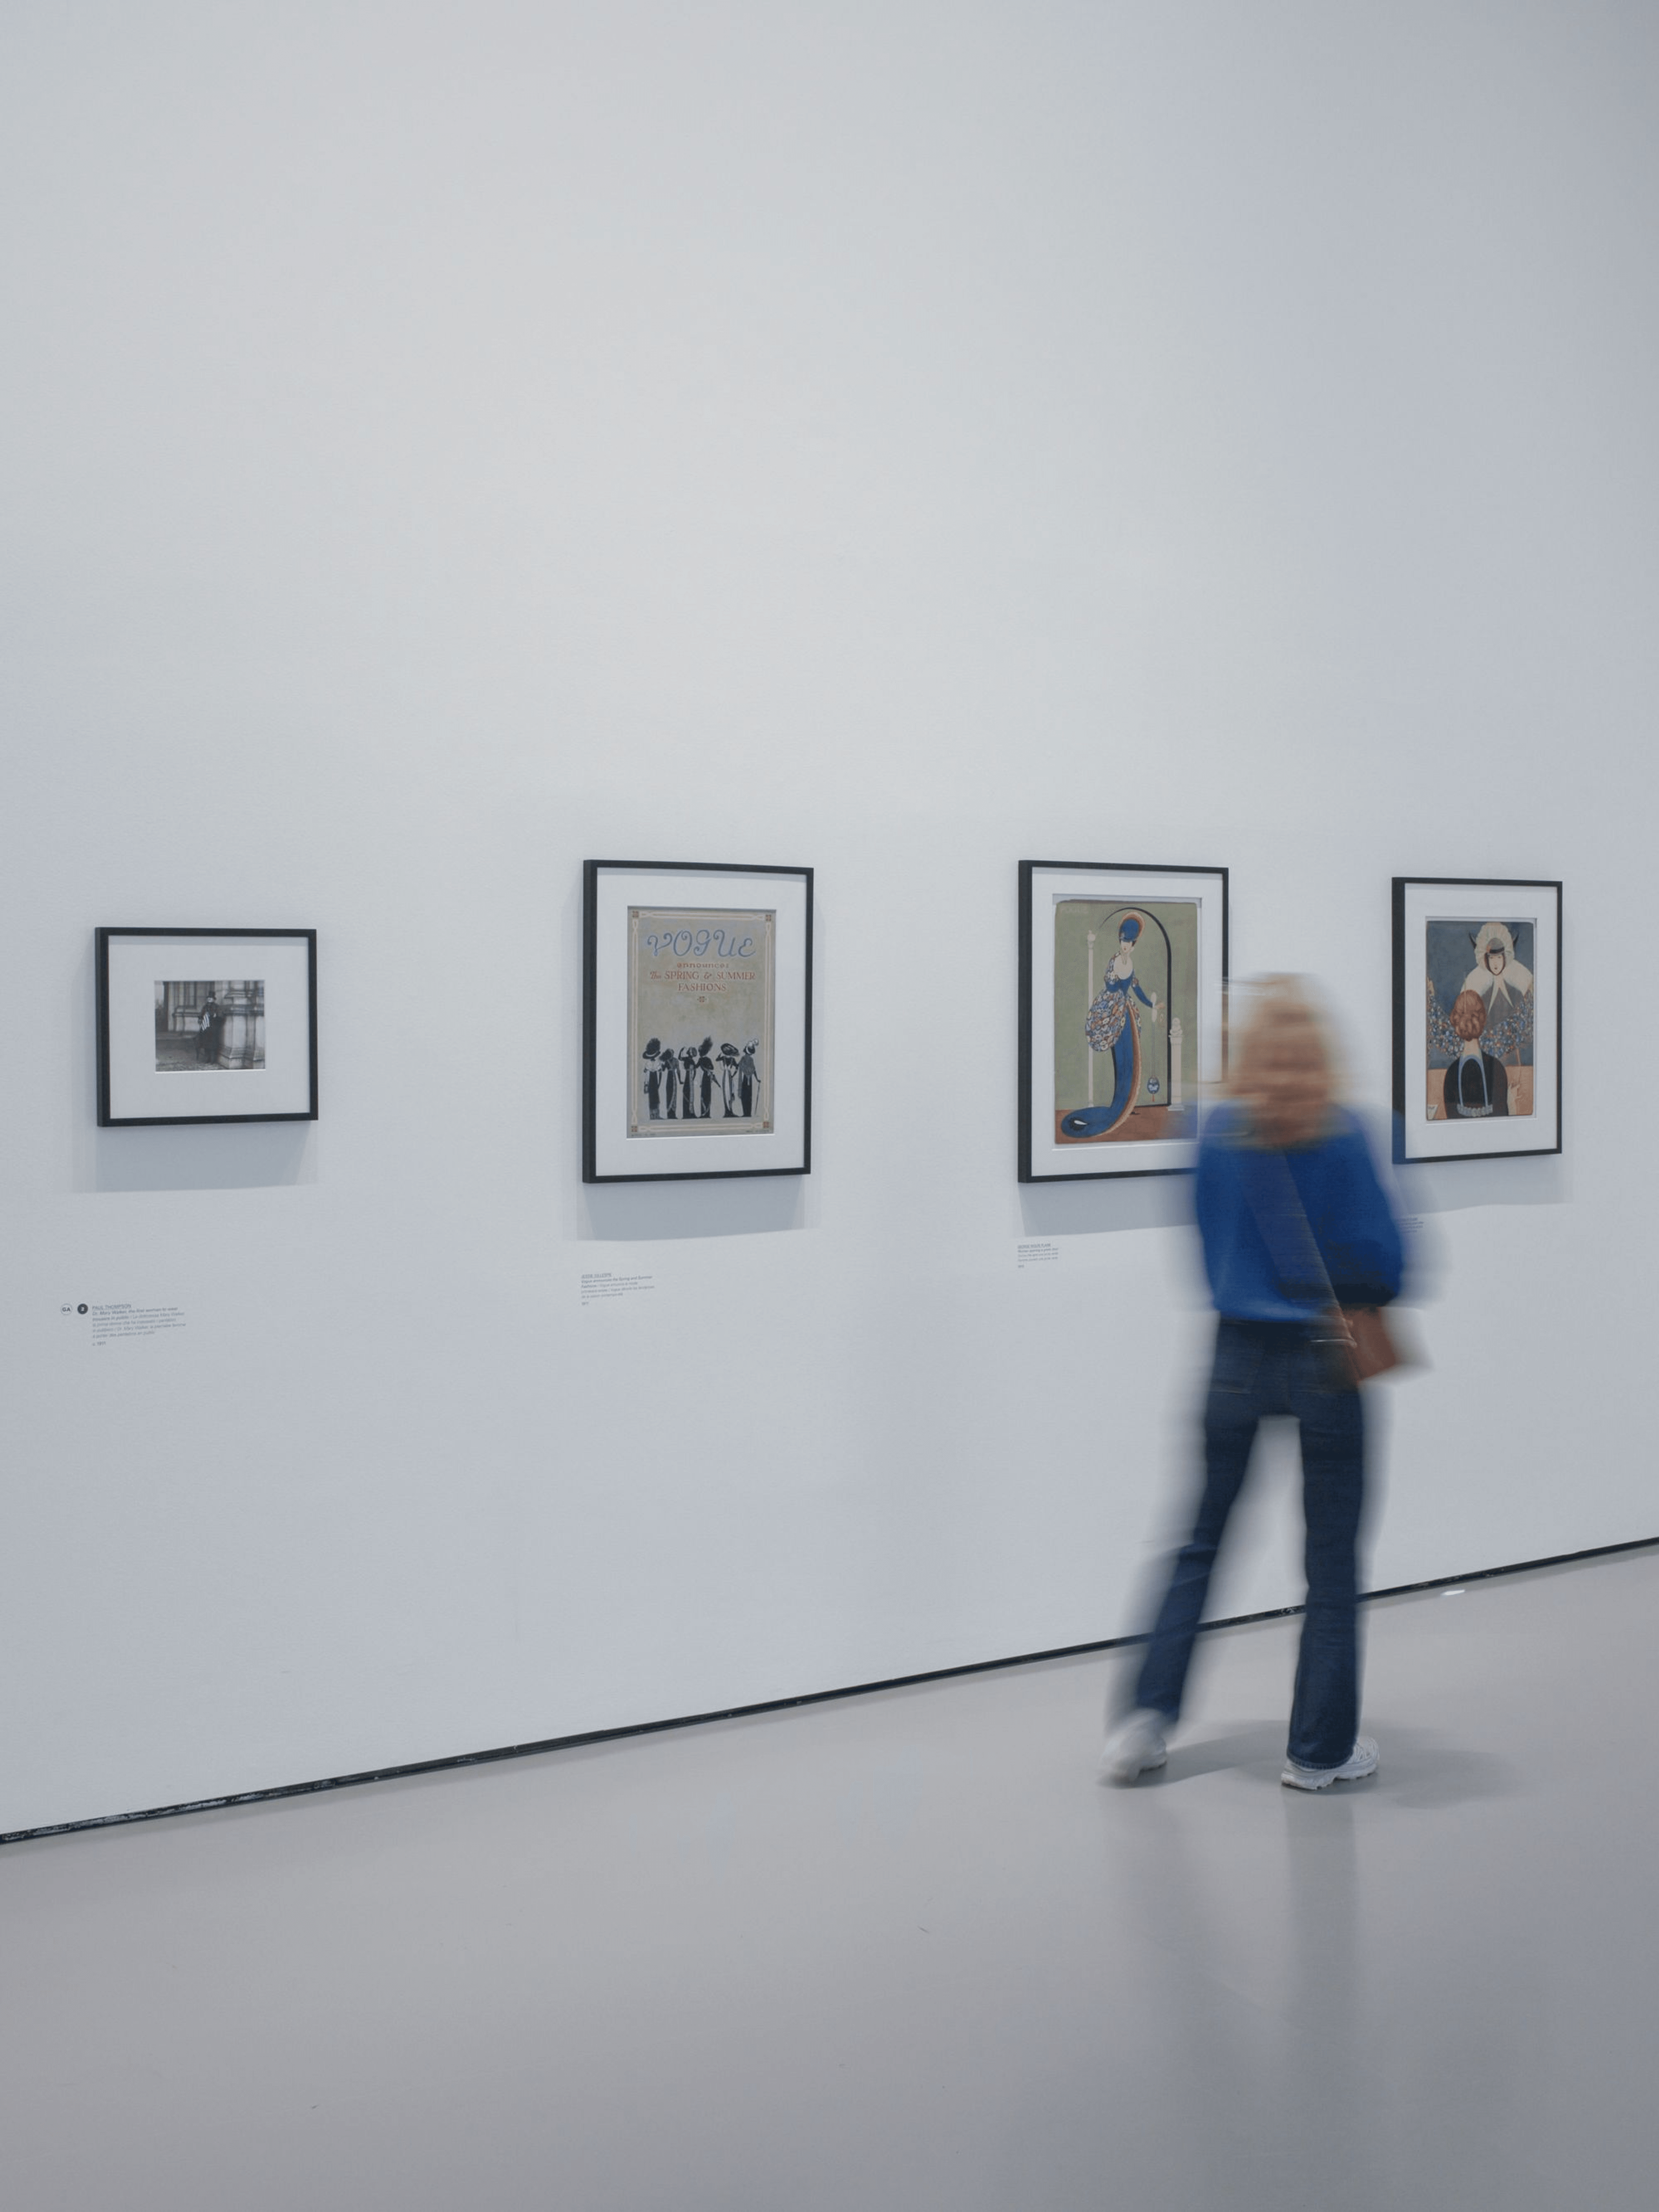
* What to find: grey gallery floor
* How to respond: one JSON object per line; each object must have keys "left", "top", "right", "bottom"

{"left": 4, "top": 1547, "right": 1657, "bottom": 2212}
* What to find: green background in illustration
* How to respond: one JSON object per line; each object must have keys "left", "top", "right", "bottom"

{"left": 1052, "top": 898, "right": 1199, "bottom": 1116}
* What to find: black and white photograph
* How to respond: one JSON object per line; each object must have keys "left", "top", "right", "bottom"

{"left": 97, "top": 928, "right": 316, "bottom": 1126}
{"left": 154, "top": 980, "right": 267, "bottom": 1072}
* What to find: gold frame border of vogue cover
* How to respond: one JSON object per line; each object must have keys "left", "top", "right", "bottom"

{"left": 583, "top": 861, "right": 812, "bottom": 1183}
{"left": 1392, "top": 876, "right": 1562, "bottom": 1163}
{"left": 1018, "top": 861, "right": 1229, "bottom": 1182}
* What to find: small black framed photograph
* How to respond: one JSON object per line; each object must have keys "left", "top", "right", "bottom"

{"left": 96, "top": 927, "right": 318, "bottom": 1127}
{"left": 1018, "top": 860, "right": 1229, "bottom": 1181}
{"left": 1392, "top": 877, "right": 1561, "bottom": 1162}
{"left": 583, "top": 860, "right": 812, "bottom": 1183}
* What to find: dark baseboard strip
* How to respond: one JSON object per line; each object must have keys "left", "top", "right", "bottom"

{"left": 7, "top": 1532, "right": 1654, "bottom": 1848}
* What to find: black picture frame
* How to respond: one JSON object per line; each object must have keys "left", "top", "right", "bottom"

{"left": 95, "top": 927, "right": 319, "bottom": 1127}
{"left": 1018, "top": 859, "right": 1229, "bottom": 1182}
{"left": 1391, "top": 877, "right": 1561, "bottom": 1163}
{"left": 582, "top": 860, "right": 813, "bottom": 1183}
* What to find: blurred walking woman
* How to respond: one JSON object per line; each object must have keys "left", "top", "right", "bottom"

{"left": 1103, "top": 981, "right": 1405, "bottom": 1791}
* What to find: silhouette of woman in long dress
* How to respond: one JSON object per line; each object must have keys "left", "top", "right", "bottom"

{"left": 1062, "top": 915, "right": 1161, "bottom": 1139}
{"left": 737, "top": 1041, "right": 761, "bottom": 1119}
{"left": 641, "top": 1038, "right": 664, "bottom": 1121}
{"left": 694, "top": 1039, "right": 715, "bottom": 1119}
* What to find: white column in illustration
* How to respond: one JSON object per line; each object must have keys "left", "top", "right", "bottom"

{"left": 1169, "top": 1016, "right": 1183, "bottom": 1106}
{"left": 1086, "top": 929, "right": 1096, "bottom": 1105}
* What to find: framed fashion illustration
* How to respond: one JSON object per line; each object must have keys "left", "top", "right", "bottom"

{"left": 1018, "top": 860, "right": 1229, "bottom": 1181}
{"left": 582, "top": 860, "right": 813, "bottom": 1182}
{"left": 96, "top": 927, "right": 318, "bottom": 1127}
{"left": 1392, "top": 877, "right": 1561, "bottom": 1162}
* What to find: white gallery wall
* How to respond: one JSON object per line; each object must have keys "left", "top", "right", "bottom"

{"left": 3, "top": 2, "right": 1656, "bottom": 1835}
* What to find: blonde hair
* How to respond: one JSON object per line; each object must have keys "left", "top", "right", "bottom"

{"left": 1226, "top": 975, "right": 1338, "bottom": 1097}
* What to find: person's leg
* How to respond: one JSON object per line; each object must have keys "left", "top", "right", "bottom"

{"left": 1131, "top": 1327, "right": 1266, "bottom": 1721}
{"left": 1287, "top": 1350, "right": 1366, "bottom": 1769}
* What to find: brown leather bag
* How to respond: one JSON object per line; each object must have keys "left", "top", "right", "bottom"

{"left": 1331, "top": 1304, "right": 1403, "bottom": 1385}
{"left": 1253, "top": 1150, "right": 1414, "bottom": 1387}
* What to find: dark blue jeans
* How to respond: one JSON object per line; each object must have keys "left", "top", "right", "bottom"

{"left": 1134, "top": 1319, "right": 1365, "bottom": 1770}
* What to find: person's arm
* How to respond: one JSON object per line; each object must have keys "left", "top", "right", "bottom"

{"left": 1320, "top": 1123, "right": 1405, "bottom": 1307}
{"left": 1192, "top": 1123, "right": 1229, "bottom": 1307}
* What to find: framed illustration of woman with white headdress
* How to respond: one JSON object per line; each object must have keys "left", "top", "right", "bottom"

{"left": 1392, "top": 877, "right": 1562, "bottom": 1162}
{"left": 1018, "top": 860, "right": 1229, "bottom": 1180}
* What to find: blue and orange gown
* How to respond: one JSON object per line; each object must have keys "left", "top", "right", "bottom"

{"left": 1063, "top": 968, "right": 1154, "bottom": 1139}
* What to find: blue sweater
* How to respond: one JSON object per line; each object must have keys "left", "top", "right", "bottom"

{"left": 1195, "top": 1103, "right": 1404, "bottom": 1322}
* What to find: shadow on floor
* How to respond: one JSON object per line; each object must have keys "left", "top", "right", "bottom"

{"left": 1134, "top": 1721, "right": 1522, "bottom": 1807}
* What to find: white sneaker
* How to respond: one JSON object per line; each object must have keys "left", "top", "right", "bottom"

{"left": 1099, "top": 1708, "right": 1169, "bottom": 1784}
{"left": 1281, "top": 1735, "right": 1379, "bottom": 1791}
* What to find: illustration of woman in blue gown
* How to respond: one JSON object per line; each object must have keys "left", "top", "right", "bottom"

{"left": 1061, "top": 913, "right": 1161, "bottom": 1140}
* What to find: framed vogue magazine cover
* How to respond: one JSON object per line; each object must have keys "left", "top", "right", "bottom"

{"left": 1018, "top": 861, "right": 1228, "bottom": 1180}
{"left": 96, "top": 927, "right": 318, "bottom": 1127}
{"left": 582, "top": 860, "right": 812, "bottom": 1182}
{"left": 1392, "top": 877, "right": 1561, "bottom": 1162}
